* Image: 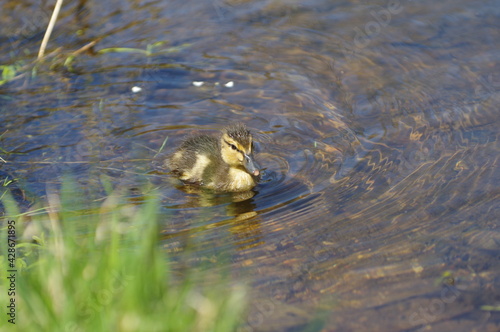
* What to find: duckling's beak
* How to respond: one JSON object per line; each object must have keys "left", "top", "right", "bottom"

{"left": 244, "top": 154, "right": 260, "bottom": 177}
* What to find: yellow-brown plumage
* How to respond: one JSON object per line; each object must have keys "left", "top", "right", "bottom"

{"left": 167, "top": 124, "right": 260, "bottom": 192}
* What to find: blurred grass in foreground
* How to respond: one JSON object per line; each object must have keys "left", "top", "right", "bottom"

{"left": 0, "top": 180, "right": 246, "bottom": 332}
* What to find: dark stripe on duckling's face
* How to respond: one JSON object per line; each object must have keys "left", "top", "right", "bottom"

{"left": 224, "top": 140, "right": 242, "bottom": 153}
{"left": 223, "top": 139, "right": 260, "bottom": 177}
{"left": 223, "top": 138, "right": 252, "bottom": 156}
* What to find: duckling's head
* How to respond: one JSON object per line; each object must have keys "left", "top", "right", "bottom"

{"left": 220, "top": 124, "right": 260, "bottom": 177}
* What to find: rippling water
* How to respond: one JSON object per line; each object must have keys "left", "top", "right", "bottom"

{"left": 1, "top": 0, "right": 499, "bottom": 330}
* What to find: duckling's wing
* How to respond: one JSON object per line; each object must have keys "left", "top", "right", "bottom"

{"left": 168, "top": 135, "right": 220, "bottom": 183}
{"left": 180, "top": 135, "right": 220, "bottom": 155}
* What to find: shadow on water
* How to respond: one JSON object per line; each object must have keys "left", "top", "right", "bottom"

{"left": 1, "top": 0, "right": 499, "bottom": 330}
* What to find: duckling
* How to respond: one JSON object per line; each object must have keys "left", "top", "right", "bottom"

{"left": 167, "top": 123, "right": 260, "bottom": 192}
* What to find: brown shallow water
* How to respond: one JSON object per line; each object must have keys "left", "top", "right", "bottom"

{"left": 1, "top": 0, "right": 499, "bottom": 331}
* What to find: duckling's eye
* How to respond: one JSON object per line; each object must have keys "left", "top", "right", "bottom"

{"left": 224, "top": 140, "right": 240, "bottom": 152}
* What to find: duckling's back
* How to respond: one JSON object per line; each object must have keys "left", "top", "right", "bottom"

{"left": 167, "top": 134, "right": 223, "bottom": 185}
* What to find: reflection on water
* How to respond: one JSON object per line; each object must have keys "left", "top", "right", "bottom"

{"left": 1, "top": 0, "right": 499, "bottom": 330}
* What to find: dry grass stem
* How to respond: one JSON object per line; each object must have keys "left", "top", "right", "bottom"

{"left": 38, "top": 0, "right": 65, "bottom": 59}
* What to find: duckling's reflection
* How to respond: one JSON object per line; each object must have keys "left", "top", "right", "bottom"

{"left": 160, "top": 184, "right": 264, "bottom": 251}
{"left": 172, "top": 183, "right": 257, "bottom": 206}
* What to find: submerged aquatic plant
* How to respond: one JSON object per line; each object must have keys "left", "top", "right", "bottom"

{"left": 0, "top": 64, "right": 25, "bottom": 86}
{"left": 0, "top": 180, "right": 246, "bottom": 331}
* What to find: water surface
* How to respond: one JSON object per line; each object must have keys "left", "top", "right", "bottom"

{"left": 1, "top": 0, "right": 499, "bottom": 330}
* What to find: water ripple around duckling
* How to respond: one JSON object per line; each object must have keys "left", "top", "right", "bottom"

{"left": 156, "top": 94, "right": 358, "bottom": 250}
